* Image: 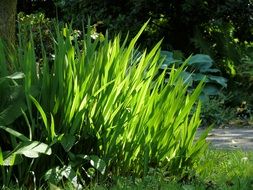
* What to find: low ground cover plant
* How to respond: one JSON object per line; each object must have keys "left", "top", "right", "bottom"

{"left": 0, "top": 21, "right": 209, "bottom": 188}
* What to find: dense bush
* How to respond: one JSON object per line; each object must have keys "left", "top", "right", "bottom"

{"left": 17, "top": 12, "right": 55, "bottom": 59}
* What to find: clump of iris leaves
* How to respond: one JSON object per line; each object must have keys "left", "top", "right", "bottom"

{"left": 0, "top": 21, "right": 213, "bottom": 189}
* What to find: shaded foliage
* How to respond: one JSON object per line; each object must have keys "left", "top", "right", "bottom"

{"left": 17, "top": 1, "right": 253, "bottom": 76}
{"left": 18, "top": 1, "right": 253, "bottom": 50}
{"left": 50, "top": 1, "right": 253, "bottom": 51}
{"left": 17, "top": 0, "right": 57, "bottom": 18}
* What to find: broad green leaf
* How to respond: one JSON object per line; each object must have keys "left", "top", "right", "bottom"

{"left": 208, "top": 75, "right": 227, "bottom": 88}
{"left": 0, "top": 125, "right": 30, "bottom": 141}
{"left": 59, "top": 165, "right": 76, "bottom": 180}
{"left": 0, "top": 39, "right": 7, "bottom": 76}
{"left": 48, "top": 183, "right": 61, "bottom": 190}
{"left": 50, "top": 114, "right": 56, "bottom": 140}
{"left": 45, "top": 166, "right": 63, "bottom": 184}
{"left": 60, "top": 134, "right": 76, "bottom": 152}
{"left": 1, "top": 152, "right": 23, "bottom": 166}
{"left": 202, "top": 84, "right": 220, "bottom": 96}
{"left": 90, "top": 155, "right": 106, "bottom": 175}
{"left": 0, "top": 146, "right": 3, "bottom": 165}
{"left": 45, "top": 165, "right": 79, "bottom": 189}
{"left": 15, "top": 141, "right": 52, "bottom": 158}
{"left": 6, "top": 72, "right": 25, "bottom": 80}
{"left": 30, "top": 95, "right": 48, "bottom": 131}
{"left": 160, "top": 50, "right": 180, "bottom": 67}
{"left": 188, "top": 54, "right": 213, "bottom": 72}
{"left": 179, "top": 71, "right": 193, "bottom": 85}
{"left": 0, "top": 102, "right": 26, "bottom": 126}
{"left": 192, "top": 73, "right": 208, "bottom": 82}
{"left": 203, "top": 68, "right": 220, "bottom": 73}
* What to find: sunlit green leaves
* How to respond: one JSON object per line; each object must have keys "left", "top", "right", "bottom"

{"left": 14, "top": 141, "right": 52, "bottom": 158}
{"left": 0, "top": 21, "right": 208, "bottom": 187}
{"left": 0, "top": 147, "right": 3, "bottom": 165}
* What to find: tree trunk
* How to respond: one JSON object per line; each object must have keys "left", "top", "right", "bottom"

{"left": 0, "top": 0, "right": 17, "bottom": 46}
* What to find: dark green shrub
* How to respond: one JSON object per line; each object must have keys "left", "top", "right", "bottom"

{"left": 17, "top": 12, "right": 55, "bottom": 59}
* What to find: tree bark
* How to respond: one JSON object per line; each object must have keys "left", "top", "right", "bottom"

{"left": 0, "top": 0, "right": 17, "bottom": 46}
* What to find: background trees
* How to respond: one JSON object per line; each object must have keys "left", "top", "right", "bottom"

{"left": 0, "top": 0, "right": 17, "bottom": 45}
{"left": 14, "top": 0, "right": 253, "bottom": 109}
{"left": 17, "top": 1, "right": 253, "bottom": 67}
{"left": 17, "top": 0, "right": 253, "bottom": 50}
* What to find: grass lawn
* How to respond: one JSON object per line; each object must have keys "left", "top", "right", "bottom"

{"left": 82, "top": 150, "right": 253, "bottom": 190}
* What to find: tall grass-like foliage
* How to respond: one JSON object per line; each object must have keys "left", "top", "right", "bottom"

{"left": 0, "top": 22, "right": 209, "bottom": 188}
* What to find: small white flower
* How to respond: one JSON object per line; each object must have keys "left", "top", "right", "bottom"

{"left": 91, "top": 32, "right": 99, "bottom": 40}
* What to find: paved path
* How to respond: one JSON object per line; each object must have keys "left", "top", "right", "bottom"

{"left": 197, "top": 128, "right": 253, "bottom": 151}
